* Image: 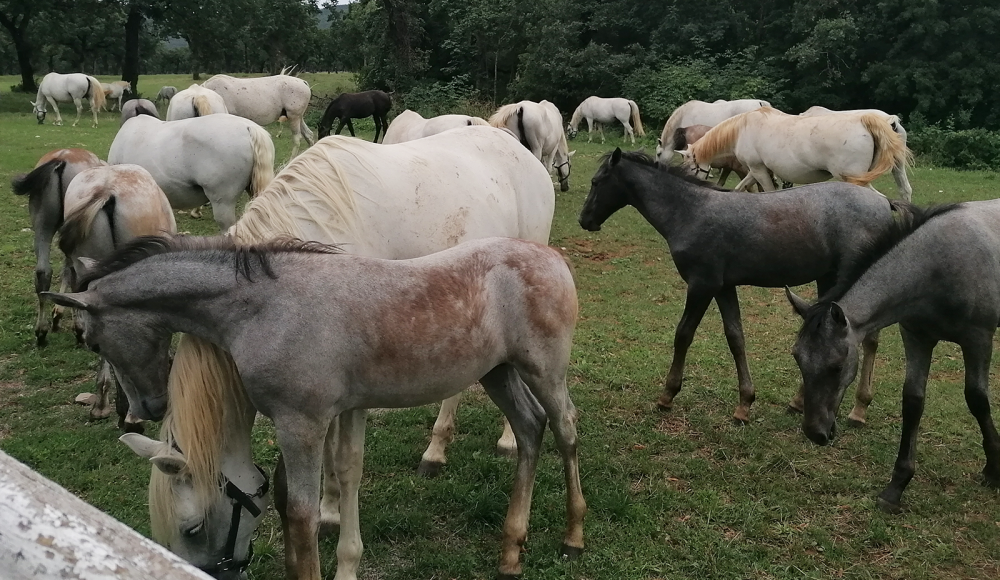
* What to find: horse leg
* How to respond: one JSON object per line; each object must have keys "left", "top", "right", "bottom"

{"left": 289, "top": 122, "right": 302, "bottom": 159}
{"left": 717, "top": 167, "right": 732, "bottom": 187}
{"left": 346, "top": 119, "right": 356, "bottom": 137}
{"left": 417, "top": 393, "right": 461, "bottom": 477}
{"left": 334, "top": 119, "right": 346, "bottom": 135}
{"left": 515, "top": 363, "right": 587, "bottom": 562}
{"left": 959, "top": 333, "right": 1000, "bottom": 488}
{"left": 585, "top": 118, "right": 594, "bottom": 143}
{"left": 33, "top": 248, "right": 54, "bottom": 347}
{"left": 877, "top": 326, "right": 935, "bottom": 513}
{"left": 866, "top": 183, "right": 887, "bottom": 198}
{"left": 748, "top": 166, "right": 776, "bottom": 192}
{"left": 273, "top": 454, "right": 299, "bottom": 575}
{"left": 598, "top": 122, "right": 606, "bottom": 144}
{"left": 623, "top": 121, "right": 634, "bottom": 145}
{"left": 115, "top": 380, "right": 143, "bottom": 434}
{"left": 331, "top": 409, "right": 366, "bottom": 580}
{"left": 206, "top": 193, "right": 238, "bottom": 232}
{"left": 372, "top": 115, "right": 383, "bottom": 143}
{"left": 892, "top": 164, "right": 913, "bottom": 202}
{"left": 847, "top": 330, "right": 880, "bottom": 427}
{"left": 658, "top": 286, "right": 715, "bottom": 411}
{"left": 732, "top": 173, "right": 758, "bottom": 192}
{"left": 479, "top": 364, "right": 547, "bottom": 579}
{"left": 89, "top": 358, "right": 115, "bottom": 420}
{"left": 72, "top": 97, "right": 83, "bottom": 127}
{"left": 320, "top": 417, "right": 342, "bottom": 534}
{"left": 715, "top": 286, "right": 755, "bottom": 423}
{"left": 299, "top": 117, "right": 315, "bottom": 145}
{"left": 46, "top": 96, "right": 63, "bottom": 126}
{"left": 273, "top": 415, "right": 328, "bottom": 580}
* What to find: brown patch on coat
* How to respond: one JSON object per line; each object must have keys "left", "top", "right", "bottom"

{"left": 502, "top": 244, "right": 578, "bottom": 338}
{"left": 38, "top": 148, "right": 102, "bottom": 168}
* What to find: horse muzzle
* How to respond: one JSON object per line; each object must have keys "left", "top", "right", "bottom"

{"left": 803, "top": 420, "right": 837, "bottom": 446}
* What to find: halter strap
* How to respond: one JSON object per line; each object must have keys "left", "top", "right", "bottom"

{"left": 553, "top": 160, "right": 572, "bottom": 183}
{"left": 200, "top": 464, "right": 269, "bottom": 576}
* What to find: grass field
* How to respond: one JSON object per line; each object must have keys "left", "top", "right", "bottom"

{"left": 2, "top": 74, "right": 1000, "bottom": 579}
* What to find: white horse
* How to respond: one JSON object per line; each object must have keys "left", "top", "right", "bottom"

{"left": 202, "top": 70, "right": 315, "bottom": 158}
{"left": 100, "top": 81, "right": 131, "bottom": 112}
{"left": 654, "top": 98, "right": 771, "bottom": 165}
{"left": 381, "top": 109, "right": 489, "bottom": 144}
{"left": 799, "top": 106, "right": 912, "bottom": 200}
{"left": 567, "top": 96, "right": 644, "bottom": 144}
{"left": 155, "top": 86, "right": 177, "bottom": 104}
{"left": 490, "top": 100, "right": 576, "bottom": 191}
{"left": 164, "top": 84, "right": 228, "bottom": 121}
{"left": 679, "top": 107, "right": 912, "bottom": 197}
{"left": 108, "top": 114, "right": 275, "bottom": 230}
{"left": 31, "top": 72, "right": 106, "bottom": 127}
{"left": 120, "top": 125, "right": 555, "bottom": 580}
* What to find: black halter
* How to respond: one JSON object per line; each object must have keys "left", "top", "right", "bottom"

{"left": 199, "top": 464, "right": 270, "bottom": 576}
{"left": 553, "top": 160, "right": 572, "bottom": 184}
{"left": 694, "top": 165, "right": 712, "bottom": 179}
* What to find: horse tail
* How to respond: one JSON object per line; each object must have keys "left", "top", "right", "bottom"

{"left": 628, "top": 100, "right": 644, "bottom": 136}
{"left": 516, "top": 107, "right": 531, "bottom": 150}
{"left": 660, "top": 103, "right": 688, "bottom": 150}
{"left": 887, "top": 115, "right": 913, "bottom": 200}
{"left": 193, "top": 94, "right": 212, "bottom": 117}
{"left": 58, "top": 189, "right": 114, "bottom": 257}
{"left": 87, "top": 76, "right": 106, "bottom": 112}
{"left": 247, "top": 124, "right": 275, "bottom": 196}
{"left": 846, "top": 114, "right": 912, "bottom": 188}
{"left": 488, "top": 103, "right": 520, "bottom": 130}
{"left": 12, "top": 159, "right": 65, "bottom": 198}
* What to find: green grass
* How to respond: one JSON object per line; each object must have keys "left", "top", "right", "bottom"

{"left": 2, "top": 74, "right": 1000, "bottom": 579}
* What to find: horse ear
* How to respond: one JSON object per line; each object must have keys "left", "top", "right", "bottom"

{"left": 120, "top": 433, "right": 169, "bottom": 460}
{"left": 41, "top": 291, "right": 93, "bottom": 311}
{"left": 830, "top": 302, "right": 849, "bottom": 328}
{"left": 77, "top": 257, "right": 99, "bottom": 273}
{"left": 785, "top": 287, "right": 811, "bottom": 319}
{"left": 568, "top": 150, "right": 576, "bottom": 158}
{"left": 611, "top": 148, "right": 622, "bottom": 165}
{"left": 657, "top": 138, "right": 662, "bottom": 147}
{"left": 150, "top": 454, "right": 187, "bottom": 476}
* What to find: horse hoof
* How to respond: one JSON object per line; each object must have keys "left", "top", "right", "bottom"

{"left": 122, "top": 421, "right": 145, "bottom": 435}
{"left": 846, "top": 417, "right": 867, "bottom": 428}
{"left": 416, "top": 460, "right": 444, "bottom": 478}
{"left": 559, "top": 543, "right": 584, "bottom": 561}
{"left": 981, "top": 471, "right": 1000, "bottom": 489}
{"left": 36, "top": 333, "right": 48, "bottom": 348}
{"left": 655, "top": 395, "right": 674, "bottom": 411}
{"left": 875, "top": 496, "right": 902, "bottom": 515}
{"left": 90, "top": 407, "right": 113, "bottom": 420}
{"left": 496, "top": 444, "right": 518, "bottom": 459}
{"left": 787, "top": 403, "right": 803, "bottom": 415}
{"left": 731, "top": 411, "right": 750, "bottom": 425}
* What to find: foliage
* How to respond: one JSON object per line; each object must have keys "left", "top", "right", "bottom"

{"left": 908, "top": 127, "right": 1000, "bottom": 172}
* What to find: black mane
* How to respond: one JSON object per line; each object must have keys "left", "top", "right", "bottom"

{"left": 800, "top": 202, "right": 963, "bottom": 331}
{"left": 76, "top": 235, "right": 342, "bottom": 291}
{"left": 602, "top": 150, "right": 730, "bottom": 192}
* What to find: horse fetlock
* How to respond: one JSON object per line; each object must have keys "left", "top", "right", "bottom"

{"left": 732, "top": 405, "right": 751, "bottom": 425}
{"left": 496, "top": 440, "right": 518, "bottom": 459}
{"left": 89, "top": 404, "right": 113, "bottom": 420}
{"left": 559, "top": 543, "right": 584, "bottom": 561}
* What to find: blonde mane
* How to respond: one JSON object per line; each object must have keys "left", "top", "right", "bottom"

{"left": 149, "top": 335, "right": 252, "bottom": 543}
{"left": 689, "top": 108, "right": 765, "bottom": 165}
{"left": 489, "top": 103, "right": 521, "bottom": 129}
{"left": 568, "top": 104, "right": 584, "bottom": 130}
{"left": 230, "top": 137, "right": 367, "bottom": 245}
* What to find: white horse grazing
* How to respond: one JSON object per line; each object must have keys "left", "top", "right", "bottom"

{"left": 568, "top": 96, "right": 644, "bottom": 144}
{"left": 108, "top": 114, "right": 275, "bottom": 230}
{"left": 121, "top": 126, "right": 555, "bottom": 580}
{"left": 155, "top": 86, "right": 177, "bottom": 104}
{"left": 654, "top": 98, "right": 771, "bottom": 165}
{"left": 381, "top": 109, "right": 489, "bottom": 144}
{"left": 490, "top": 100, "right": 576, "bottom": 191}
{"left": 679, "top": 107, "right": 912, "bottom": 196}
{"left": 100, "top": 81, "right": 131, "bottom": 112}
{"left": 202, "top": 71, "right": 315, "bottom": 158}
{"left": 31, "top": 72, "right": 106, "bottom": 127}
{"left": 799, "top": 106, "right": 912, "bottom": 200}
{"left": 164, "top": 84, "right": 228, "bottom": 121}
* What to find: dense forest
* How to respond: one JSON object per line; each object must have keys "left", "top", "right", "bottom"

{"left": 3, "top": 0, "right": 1000, "bottom": 150}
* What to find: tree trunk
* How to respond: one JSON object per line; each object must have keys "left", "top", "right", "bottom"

{"left": 0, "top": 13, "right": 38, "bottom": 94}
{"left": 122, "top": 3, "right": 142, "bottom": 99}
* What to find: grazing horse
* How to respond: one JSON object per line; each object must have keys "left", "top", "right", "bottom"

{"left": 155, "top": 86, "right": 177, "bottom": 104}
{"left": 671, "top": 124, "right": 748, "bottom": 187}
{"left": 317, "top": 90, "right": 392, "bottom": 142}
{"left": 381, "top": 109, "right": 489, "bottom": 144}
{"left": 120, "top": 98, "right": 160, "bottom": 126}
{"left": 11, "top": 149, "right": 105, "bottom": 348}
{"left": 786, "top": 201, "right": 1000, "bottom": 513}
{"left": 678, "top": 107, "right": 912, "bottom": 198}
{"left": 31, "top": 72, "right": 106, "bottom": 127}
{"left": 56, "top": 164, "right": 176, "bottom": 429}
{"left": 101, "top": 80, "right": 131, "bottom": 112}
{"left": 490, "top": 100, "right": 576, "bottom": 191}
{"left": 52, "top": 235, "right": 585, "bottom": 580}
{"left": 578, "top": 149, "right": 903, "bottom": 424}
{"left": 800, "top": 106, "right": 913, "bottom": 200}
{"left": 165, "top": 84, "right": 228, "bottom": 121}
{"left": 654, "top": 98, "right": 770, "bottom": 165}
{"left": 202, "top": 71, "right": 315, "bottom": 158}
{"left": 109, "top": 114, "right": 274, "bottom": 231}
{"left": 567, "top": 96, "right": 644, "bottom": 144}
{"left": 107, "top": 126, "right": 553, "bottom": 579}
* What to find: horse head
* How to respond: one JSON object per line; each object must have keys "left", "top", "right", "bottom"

{"left": 31, "top": 100, "right": 45, "bottom": 124}
{"left": 675, "top": 145, "right": 710, "bottom": 179}
{"left": 566, "top": 123, "right": 578, "bottom": 139}
{"left": 579, "top": 148, "right": 628, "bottom": 231}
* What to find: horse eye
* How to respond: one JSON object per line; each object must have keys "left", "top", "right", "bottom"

{"left": 182, "top": 522, "right": 204, "bottom": 537}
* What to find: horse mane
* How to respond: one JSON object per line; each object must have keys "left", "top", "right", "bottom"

{"left": 569, "top": 103, "right": 585, "bottom": 130}
{"left": 150, "top": 334, "right": 252, "bottom": 543}
{"left": 605, "top": 149, "right": 730, "bottom": 191}
{"left": 467, "top": 116, "right": 490, "bottom": 126}
{"left": 231, "top": 138, "right": 373, "bottom": 245}
{"left": 489, "top": 103, "right": 521, "bottom": 129}
{"left": 800, "top": 202, "right": 964, "bottom": 331}
{"left": 689, "top": 109, "right": 757, "bottom": 165}
{"left": 75, "top": 234, "right": 342, "bottom": 292}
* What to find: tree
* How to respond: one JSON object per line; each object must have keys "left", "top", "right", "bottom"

{"left": 0, "top": 0, "right": 44, "bottom": 92}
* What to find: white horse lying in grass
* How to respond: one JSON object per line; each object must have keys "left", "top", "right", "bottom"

{"left": 654, "top": 98, "right": 771, "bottom": 165}
{"left": 109, "top": 114, "right": 275, "bottom": 230}
{"left": 568, "top": 96, "right": 644, "bottom": 144}
{"left": 165, "top": 84, "right": 228, "bottom": 121}
{"left": 490, "top": 100, "right": 576, "bottom": 191}
{"left": 679, "top": 107, "right": 911, "bottom": 196}
{"left": 799, "top": 106, "right": 912, "bottom": 200}
{"left": 31, "top": 72, "right": 106, "bottom": 127}
{"left": 100, "top": 81, "right": 131, "bottom": 112}
{"left": 381, "top": 109, "right": 489, "bottom": 144}
{"left": 203, "top": 70, "right": 314, "bottom": 158}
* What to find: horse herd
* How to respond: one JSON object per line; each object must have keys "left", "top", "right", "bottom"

{"left": 14, "top": 71, "right": 1000, "bottom": 580}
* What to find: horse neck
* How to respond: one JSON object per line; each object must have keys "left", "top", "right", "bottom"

{"left": 692, "top": 117, "right": 741, "bottom": 165}
{"left": 569, "top": 106, "right": 583, "bottom": 130}
{"left": 618, "top": 163, "right": 705, "bottom": 242}
{"left": 34, "top": 85, "right": 45, "bottom": 107}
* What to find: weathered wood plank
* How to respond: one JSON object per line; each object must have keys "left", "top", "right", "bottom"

{"left": 0, "top": 449, "right": 211, "bottom": 580}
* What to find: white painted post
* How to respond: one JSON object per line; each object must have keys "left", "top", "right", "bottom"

{"left": 0, "top": 449, "right": 212, "bottom": 580}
